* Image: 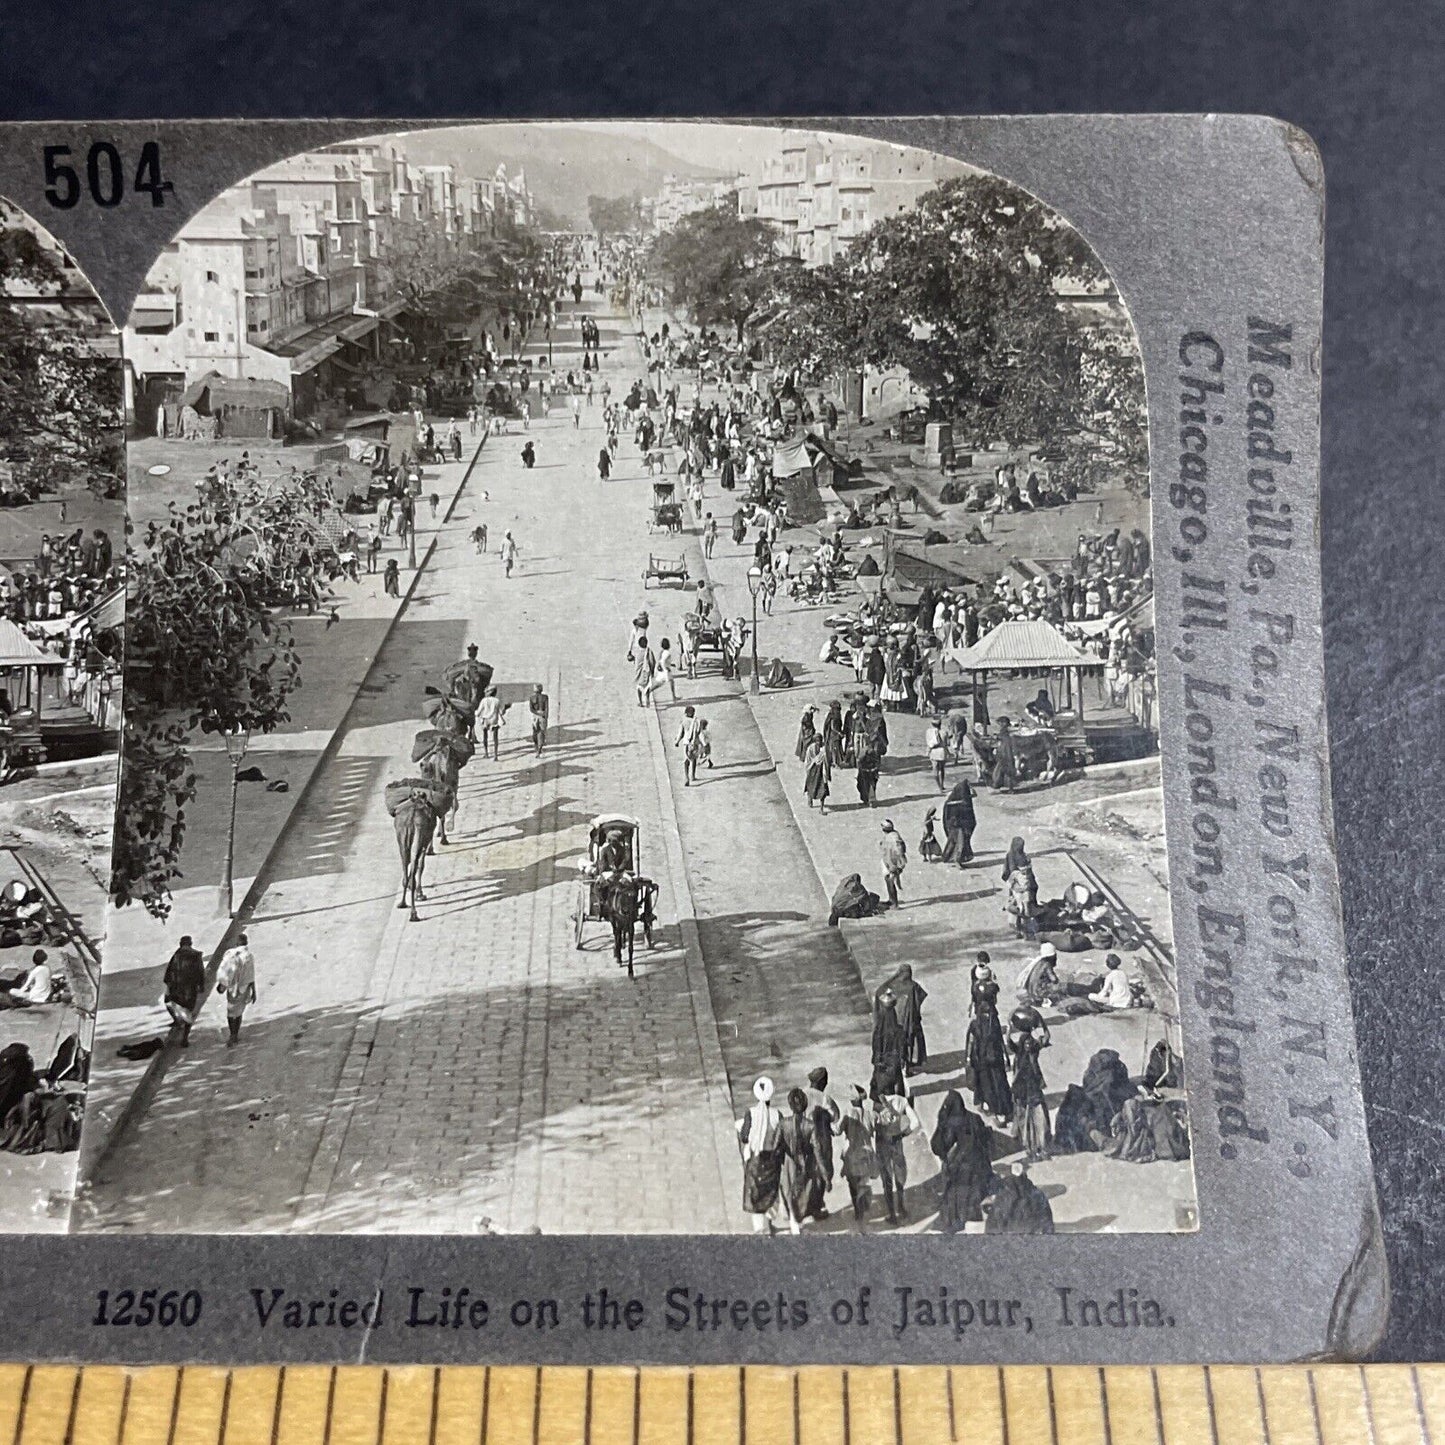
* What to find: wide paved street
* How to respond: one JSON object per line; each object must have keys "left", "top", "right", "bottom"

{"left": 83, "top": 288, "right": 878, "bottom": 1234}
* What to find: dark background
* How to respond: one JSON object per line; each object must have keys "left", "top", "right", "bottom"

{"left": 3, "top": 0, "right": 1440, "bottom": 1360}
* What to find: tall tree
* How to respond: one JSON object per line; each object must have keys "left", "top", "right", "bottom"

{"left": 759, "top": 176, "right": 1146, "bottom": 492}
{"left": 112, "top": 470, "right": 342, "bottom": 917}
{"left": 648, "top": 199, "right": 779, "bottom": 341}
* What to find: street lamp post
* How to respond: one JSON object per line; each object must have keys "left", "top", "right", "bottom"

{"left": 220, "top": 725, "right": 251, "bottom": 918}
{"left": 746, "top": 565, "right": 763, "bottom": 696}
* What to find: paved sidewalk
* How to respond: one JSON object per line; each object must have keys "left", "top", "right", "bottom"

{"left": 80, "top": 440, "right": 487, "bottom": 1180}
{"left": 686, "top": 393, "right": 1196, "bottom": 1232}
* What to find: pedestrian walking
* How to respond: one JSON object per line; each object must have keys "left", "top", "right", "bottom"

{"left": 737, "top": 1076, "right": 792, "bottom": 1235}
{"left": 383, "top": 559, "right": 400, "bottom": 597}
{"left": 429, "top": 491, "right": 440, "bottom": 520}
{"left": 964, "top": 960, "right": 1014, "bottom": 1124}
{"left": 477, "top": 686, "right": 504, "bottom": 758}
{"left": 471, "top": 523, "right": 488, "bottom": 554}
{"left": 633, "top": 634, "right": 657, "bottom": 707}
{"left": 367, "top": 530, "right": 382, "bottom": 574}
{"left": 930, "top": 1091, "right": 994, "bottom": 1233}
{"left": 871, "top": 1088, "right": 920, "bottom": 1226}
{"left": 838, "top": 1086, "right": 879, "bottom": 1228}
{"left": 802, "top": 732, "right": 830, "bottom": 813}
{"left": 1008, "top": 1008, "right": 1052, "bottom": 1161}
{"left": 803, "top": 1066, "right": 840, "bottom": 1207}
{"left": 378, "top": 494, "right": 393, "bottom": 536}
{"left": 919, "top": 713, "right": 947, "bottom": 793}
{"left": 870, "top": 986, "right": 907, "bottom": 1100}
{"left": 703, "top": 512, "right": 717, "bottom": 557}
{"left": 780, "top": 1087, "right": 828, "bottom": 1228}
{"left": 855, "top": 738, "right": 881, "bottom": 808}
{"left": 652, "top": 637, "right": 677, "bottom": 701}
{"left": 520, "top": 442, "right": 536, "bottom": 470}
{"left": 878, "top": 819, "right": 908, "bottom": 908}
{"left": 528, "top": 682, "right": 549, "bottom": 755}
{"left": 674, "top": 705, "right": 705, "bottom": 786}
{"left": 878, "top": 963, "right": 928, "bottom": 1074}
{"left": 521, "top": 398, "right": 531, "bottom": 431}
{"left": 571, "top": 393, "right": 582, "bottom": 428}
{"left": 940, "top": 778, "right": 977, "bottom": 866}
{"left": 597, "top": 446, "right": 612, "bottom": 481}
{"left": 215, "top": 933, "right": 257, "bottom": 1046}
{"left": 450, "top": 427, "right": 463, "bottom": 462}
{"left": 501, "top": 530, "right": 518, "bottom": 578}
{"left": 162, "top": 935, "right": 206, "bottom": 1047}
{"left": 920, "top": 806, "right": 942, "bottom": 861}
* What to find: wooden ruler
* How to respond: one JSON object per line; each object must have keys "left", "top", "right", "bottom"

{"left": 0, "top": 1364, "right": 1438, "bottom": 1445}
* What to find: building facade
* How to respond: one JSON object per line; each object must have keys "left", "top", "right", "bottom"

{"left": 121, "top": 141, "right": 535, "bottom": 427}
{"left": 743, "top": 135, "right": 966, "bottom": 266}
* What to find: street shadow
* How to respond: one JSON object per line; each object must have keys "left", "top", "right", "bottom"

{"left": 79, "top": 947, "right": 753, "bottom": 1234}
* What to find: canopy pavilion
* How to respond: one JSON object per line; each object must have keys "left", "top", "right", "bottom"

{"left": 0, "top": 619, "right": 62, "bottom": 718}
{"left": 948, "top": 617, "right": 1104, "bottom": 755}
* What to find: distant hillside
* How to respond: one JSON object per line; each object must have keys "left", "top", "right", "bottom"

{"left": 396, "top": 124, "right": 729, "bottom": 228}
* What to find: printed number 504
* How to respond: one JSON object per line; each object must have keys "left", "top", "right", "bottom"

{"left": 43, "top": 142, "right": 173, "bottom": 209}
{"left": 93, "top": 1289, "right": 202, "bottom": 1327}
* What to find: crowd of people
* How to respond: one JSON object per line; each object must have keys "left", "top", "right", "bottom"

{"left": 589, "top": 308, "right": 1184, "bottom": 1234}
{"left": 0, "top": 524, "right": 123, "bottom": 733}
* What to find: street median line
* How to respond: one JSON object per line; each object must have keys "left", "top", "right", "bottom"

{"left": 85, "top": 429, "right": 493, "bottom": 1181}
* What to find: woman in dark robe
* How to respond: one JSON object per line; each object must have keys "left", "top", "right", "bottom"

{"left": 802, "top": 734, "right": 830, "bottom": 812}
{"left": 915, "top": 584, "right": 937, "bottom": 631}
{"left": 1002, "top": 836, "right": 1037, "bottom": 897}
{"left": 940, "top": 778, "right": 977, "bottom": 866}
{"left": 964, "top": 966, "right": 1014, "bottom": 1121}
{"left": 0, "top": 1043, "right": 38, "bottom": 1124}
{"left": 1009, "top": 1018, "right": 1052, "bottom": 1161}
{"left": 780, "top": 1087, "right": 828, "bottom": 1225}
{"left": 731, "top": 508, "right": 747, "bottom": 546}
{"left": 930, "top": 1090, "right": 994, "bottom": 1232}
{"left": 855, "top": 739, "right": 881, "bottom": 807}
{"left": 984, "top": 1166, "right": 1055, "bottom": 1233}
{"left": 870, "top": 989, "right": 906, "bottom": 1100}
{"left": 719, "top": 452, "right": 736, "bottom": 492}
{"left": 877, "top": 965, "right": 928, "bottom": 1074}
{"left": 821, "top": 701, "right": 846, "bottom": 769}
{"left": 795, "top": 705, "right": 818, "bottom": 761}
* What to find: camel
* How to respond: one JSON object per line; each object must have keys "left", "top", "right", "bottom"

{"left": 424, "top": 692, "right": 475, "bottom": 741}
{"left": 442, "top": 656, "right": 493, "bottom": 711}
{"left": 392, "top": 789, "right": 440, "bottom": 922}
{"left": 415, "top": 736, "right": 466, "bottom": 845}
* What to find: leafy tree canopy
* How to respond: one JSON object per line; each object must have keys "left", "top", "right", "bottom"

{"left": 648, "top": 199, "right": 779, "bottom": 342}
{"left": 0, "top": 215, "right": 124, "bottom": 500}
{"left": 759, "top": 176, "right": 1147, "bottom": 491}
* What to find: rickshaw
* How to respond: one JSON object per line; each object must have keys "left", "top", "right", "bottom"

{"left": 572, "top": 813, "right": 657, "bottom": 956}
{"left": 649, "top": 480, "right": 684, "bottom": 534}
{"left": 681, "top": 613, "right": 743, "bottom": 680}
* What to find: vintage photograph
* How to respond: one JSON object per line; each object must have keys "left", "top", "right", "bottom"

{"left": 78, "top": 122, "right": 1193, "bottom": 1236}
{"left": 0, "top": 200, "right": 124, "bottom": 1229}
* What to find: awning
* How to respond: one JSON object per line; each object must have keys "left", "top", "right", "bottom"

{"left": 951, "top": 619, "right": 1102, "bottom": 672}
{"left": 770, "top": 435, "right": 812, "bottom": 478}
{"left": 0, "top": 619, "right": 61, "bottom": 668}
